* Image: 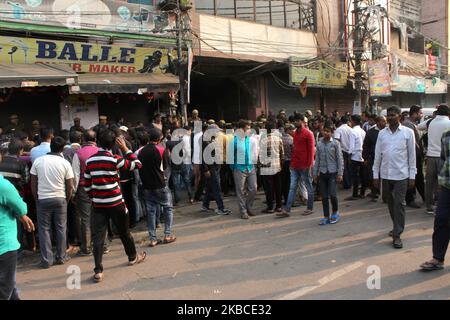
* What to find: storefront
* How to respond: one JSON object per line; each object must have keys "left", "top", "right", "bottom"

{"left": 0, "top": 34, "right": 180, "bottom": 132}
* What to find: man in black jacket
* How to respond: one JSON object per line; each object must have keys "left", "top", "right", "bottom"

{"left": 362, "top": 116, "right": 386, "bottom": 201}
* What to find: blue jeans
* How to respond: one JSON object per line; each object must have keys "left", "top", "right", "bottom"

{"left": 285, "top": 168, "right": 314, "bottom": 212}
{"left": 172, "top": 164, "right": 194, "bottom": 203}
{"left": 144, "top": 187, "right": 174, "bottom": 241}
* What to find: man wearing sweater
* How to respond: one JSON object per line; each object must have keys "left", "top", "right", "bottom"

{"left": 278, "top": 113, "right": 315, "bottom": 217}
{"left": 85, "top": 130, "right": 146, "bottom": 283}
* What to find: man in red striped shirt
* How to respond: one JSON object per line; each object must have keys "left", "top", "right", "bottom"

{"left": 84, "top": 130, "right": 146, "bottom": 283}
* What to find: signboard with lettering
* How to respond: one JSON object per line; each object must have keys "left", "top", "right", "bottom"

{"left": 290, "top": 59, "right": 348, "bottom": 88}
{"left": 0, "top": 0, "right": 177, "bottom": 36}
{"left": 0, "top": 35, "right": 177, "bottom": 74}
{"left": 368, "top": 60, "right": 392, "bottom": 97}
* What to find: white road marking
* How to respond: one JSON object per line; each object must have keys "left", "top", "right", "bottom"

{"left": 278, "top": 261, "right": 365, "bottom": 300}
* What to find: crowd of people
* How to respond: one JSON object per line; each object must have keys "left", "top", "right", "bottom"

{"left": 2, "top": 103, "right": 450, "bottom": 299}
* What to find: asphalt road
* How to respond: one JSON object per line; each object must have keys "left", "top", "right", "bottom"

{"left": 15, "top": 190, "right": 449, "bottom": 300}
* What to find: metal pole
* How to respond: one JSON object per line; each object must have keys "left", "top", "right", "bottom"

{"left": 353, "top": 0, "right": 362, "bottom": 113}
{"left": 176, "top": 0, "right": 187, "bottom": 125}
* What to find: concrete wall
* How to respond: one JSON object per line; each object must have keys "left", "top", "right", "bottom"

{"left": 195, "top": 14, "right": 318, "bottom": 61}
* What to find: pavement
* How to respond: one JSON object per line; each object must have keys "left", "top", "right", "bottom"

{"left": 15, "top": 189, "right": 450, "bottom": 300}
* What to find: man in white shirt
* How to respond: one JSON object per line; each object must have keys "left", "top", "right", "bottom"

{"left": 346, "top": 115, "right": 367, "bottom": 200}
{"left": 179, "top": 126, "right": 194, "bottom": 204}
{"left": 373, "top": 106, "right": 416, "bottom": 249}
{"left": 424, "top": 104, "right": 450, "bottom": 215}
{"left": 30, "top": 137, "right": 75, "bottom": 268}
{"left": 334, "top": 116, "right": 353, "bottom": 189}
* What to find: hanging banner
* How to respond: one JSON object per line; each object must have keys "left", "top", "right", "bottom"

{"left": 0, "top": 0, "right": 177, "bottom": 36}
{"left": 187, "top": 46, "right": 193, "bottom": 103}
{"left": 0, "top": 35, "right": 178, "bottom": 74}
{"left": 290, "top": 59, "right": 347, "bottom": 88}
{"left": 368, "top": 60, "right": 392, "bottom": 97}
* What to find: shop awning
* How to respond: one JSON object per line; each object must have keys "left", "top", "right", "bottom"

{"left": 0, "top": 63, "right": 77, "bottom": 88}
{"left": 70, "top": 73, "right": 180, "bottom": 94}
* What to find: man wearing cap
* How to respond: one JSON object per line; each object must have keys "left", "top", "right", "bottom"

{"left": 70, "top": 118, "right": 85, "bottom": 134}
{"left": 5, "top": 115, "right": 24, "bottom": 135}
{"left": 93, "top": 116, "right": 109, "bottom": 137}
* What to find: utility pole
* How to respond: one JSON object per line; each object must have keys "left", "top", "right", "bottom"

{"left": 353, "top": 0, "right": 363, "bottom": 113}
{"left": 176, "top": 0, "right": 188, "bottom": 125}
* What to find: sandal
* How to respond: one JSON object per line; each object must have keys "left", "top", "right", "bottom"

{"left": 148, "top": 239, "right": 162, "bottom": 247}
{"left": 128, "top": 251, "right": 147, "bottom": 266}
{"left": 163, "top": 235, "right": 177, "bottom": 244}
{"left": 319, "top": 218, "right": 329, "bottom": 226}
{"left": 93, "top": 273, "right": 103, "bottom": 283}
{"left": 420, "top": 260, "right": 444, "bottom": 271}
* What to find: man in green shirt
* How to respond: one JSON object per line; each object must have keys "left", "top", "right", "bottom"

{"left": 0, "top": 175, "right": 34, "bottom": 300}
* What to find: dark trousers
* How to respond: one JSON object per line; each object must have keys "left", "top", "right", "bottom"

{"left": 0, "top": 250, "right": 19, "bottom": 300}
{"left": 262, "top": 172, "right": 283, "bottom": 210}
{"left": 319, "top": 173, "right": 338, "bottom": 218}
{"left": 382, "top": 179, "right": 408, "bottom": 238}
{"left": 432, "top": 187, "right": 450, "bottom": 262}
{"left": 366, "top": 159, "right": 379, "bottom": 198}
{"left": 67, "top": 200, "right": 80, "bottom": 246}
{"left": 203, "top": 166, "right": 225, "bottom": 210}
{"left": 342, "top": 152, "right": 352, "bottom": 189}
{"left": 406, "top": 151, "right": 425, "bottom": 203}
{"left": 351, "top": 160, "right": 367, "bottom": 197}
{"left": 121, "top": 181, "right": 136, "bottom": 228}
{"left": 281, "top": 160, "right": 291, "bottom": 205}
{"left": 220, "top": 164, "right": 233, "bottom": 195}
{"left": 194, "top": 168, "right": 206, "bottom": 201}
{"left": 91, "top": 203, "right": 137, "bottom": 273}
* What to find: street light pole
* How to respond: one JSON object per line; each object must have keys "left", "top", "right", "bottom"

{"left": 353, "top": 0, "right": 363, "bottom": 113}
{"left": 176, "top": 0, "right": 188, "bottom": 125}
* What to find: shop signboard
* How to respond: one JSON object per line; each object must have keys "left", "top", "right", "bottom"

{"left": 368, "top": 60, "right": 392, "bottom": 97}
{"left": 391, "top": 74, "right": 425, "bottom": 93}
{"left": 0, "top": 35, "right": 177, "bottom": 74}
{"left": 0, "top": 0, "right": 176, "bottom": 36}
{"left": 290, "top": 59, "right": 347, "bottom": 88}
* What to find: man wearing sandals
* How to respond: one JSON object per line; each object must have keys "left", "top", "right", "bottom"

{"left": 420, "top": 128, "right": 450, "bottom": 271}
{"left": 85, "top": 130, "right": 146, "bottom": 283}
{"left": 373, "top": 106, "right": 416, "bottom": 249}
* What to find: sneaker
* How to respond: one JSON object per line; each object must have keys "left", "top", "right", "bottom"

{"left": 36, "top": 261, "right": 51, "bottom": 269}
{"left": 55, "top": 256, "right": 71, "bottom": 265}
{"left": 77, "top": 250, "right": 92, "bottom": 257}
{"left": 329, "top": 212, "right": 341, "bottom": 224}
{"left": 241, "top": 213, "right": 249, "bottom": 219}
{"left": 128, "top": 252, "right": 147, "bottom": 266}
{"left": 216, "top": 208, "right": 232, "bottom": 215}
{"left": 103, "top": 247, "right": 110, "bottom": 254}
{"left": 276, "top": 211, "right": 290, "bottom": 218}
{"left": 426, "top": 208, "right": 435, "bottom": 216}
{"left": 201, "top": 206, "right": 214, "bottom": 213}
{"left": 393, "top": 237, "right": 403, "bottom": 249}
{"left": 319, "top": 218, "right": 330, "bottom": 226}
{"left": 302, "top": 209, "right": 314, "bottom": 216}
